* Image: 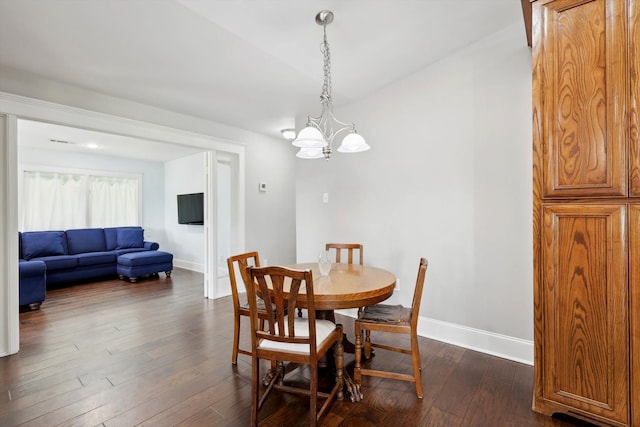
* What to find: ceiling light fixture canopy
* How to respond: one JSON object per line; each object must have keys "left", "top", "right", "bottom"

{"left": 293, "top": 10, "right": 370, "bottom": 160}
{"left": 280, "top": 128, "right": 296, "bottom": 141}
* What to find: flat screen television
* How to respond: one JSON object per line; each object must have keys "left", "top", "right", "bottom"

{"left": 177, "top": 192, "right": 204, "bottom": 225}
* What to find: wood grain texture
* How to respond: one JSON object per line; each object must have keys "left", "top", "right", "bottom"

{"left": 531, "top": 0, "right": 547, "bottom": 414}
{"left": 629, "top": 205, "right": 640, "bottom": 427}
{"left": 542, "top": 203, "right": 628, "bottom": 425}
{"left": 0, "top": 269, "right": 595, "bottom": 426}
{"left": 630, "top": 2, "right": 640, "bottom": 196}
{"left": 539, "top": 0, "right": 627, "bottom": 197}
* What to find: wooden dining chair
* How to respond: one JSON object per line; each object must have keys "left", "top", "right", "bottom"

{"left": 227, "top": 251, "right": 266, "bottom": 365}
{"left": 247, "top": 265, "right": 344, "bottom": 427}
{"left": 354, "top": 257, "right": 428, "bottom": 398}
{"left": 325, "top": 243, "right": 363, "bottom": 265}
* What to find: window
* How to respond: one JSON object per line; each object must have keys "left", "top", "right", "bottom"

{"left": 20, "top": 168, "right": 141, "bottom": 231}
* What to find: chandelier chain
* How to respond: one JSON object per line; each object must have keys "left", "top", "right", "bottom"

{"left": 320, "top": 24, "right": 332, "bottom": 104}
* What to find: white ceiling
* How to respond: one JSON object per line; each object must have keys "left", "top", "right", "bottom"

{"left": 0, "top": 0, "right": 525, "bottom": 159}
{"left": 17, "top": 119, "right": 204, "bottom": 162}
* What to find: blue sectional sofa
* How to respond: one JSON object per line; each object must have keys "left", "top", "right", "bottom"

{"left": 18, "top": 226, "right": 167, "bottom": 309}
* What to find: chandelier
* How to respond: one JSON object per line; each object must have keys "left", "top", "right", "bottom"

{"left": 292, "top": 10, "right": 370, "bottom": 160}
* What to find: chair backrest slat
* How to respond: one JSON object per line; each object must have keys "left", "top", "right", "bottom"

{"left": 325, "top": 243, "right": 363, "bottom": 265}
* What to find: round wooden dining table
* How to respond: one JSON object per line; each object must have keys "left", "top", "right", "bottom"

{"left": 285, "top": 262, "right": 396, "bottom": 311}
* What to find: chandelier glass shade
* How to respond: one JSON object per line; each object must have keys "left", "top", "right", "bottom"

{"left": 293, "top": 10, "right": 370, "bottom": 160}
{"left": 292, "top": 126, "right": 326, "bottom": 149}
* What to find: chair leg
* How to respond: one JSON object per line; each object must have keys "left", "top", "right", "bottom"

{"left": 354, "top": 324, "right": 362, "bottom": 383}
{"left": 251, "top": 356, "right": 260, "bottom": 427}
{"left": 310, "top": 363, "right": 318, "bottom": 427}
{"left": 232, "top": 314, "right": 240, "bottom": 364}
{"left": 335, "top": 330, "right": 344, "bottom": 401}
{"left": 364, "top": 329, "right": 372, "bottom": 359}
{"left": 277, "top": 361, "right": 285, "bottom": 386}
{"left": 411, "top": 331, "right": 423, "bottom": 398}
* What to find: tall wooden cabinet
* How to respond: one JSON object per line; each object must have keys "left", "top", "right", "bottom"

{"left": 532, "top": 0, "right": 640, "bottom": 425}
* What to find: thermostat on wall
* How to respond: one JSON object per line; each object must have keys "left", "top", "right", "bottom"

{"left": 259, "top": 182, "right": 267, "bottom": 192}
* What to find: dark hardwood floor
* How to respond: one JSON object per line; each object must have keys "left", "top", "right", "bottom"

{"left": 1, "top": 268, "right": 593, "bottom": 426}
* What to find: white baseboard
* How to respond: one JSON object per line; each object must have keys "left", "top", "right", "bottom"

{"left": 336, "top": 309, "right": 533, "bottom": 365}
{"left": 420, "top": 316, "right": 533, "bottom": 365}
{"left": 173, "top": 259, "right": 204, "bottom": 273}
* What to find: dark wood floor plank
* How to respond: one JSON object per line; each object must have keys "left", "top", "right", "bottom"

{"left": 0, "top": 378, "right": 113, "bottom": 426}
{"left": 421, "top": 406, "right": 464, "bottom": 427}
{"left": 0, "top": 377, "right": 82, "bottom": 417}
{"left": 432, "top": 350, "right": 487, "bottom": 419}
{"left": 0, "top": 268, "right": 592, "bottom": 426}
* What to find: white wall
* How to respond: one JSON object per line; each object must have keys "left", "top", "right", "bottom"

{"left": 244, "top": 134, "right": 297, "bottom": 266}
{"left": 296, "top": 22, "right": 533, "bottom": 362}
{"left": 164, "top": 152, "right": 206, "bottom": 271}
{"left": 17, "top": 146, "right": 167, "bottom": 247}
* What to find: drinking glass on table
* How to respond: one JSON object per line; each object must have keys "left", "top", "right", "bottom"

{"left": 318, "top": 250, "right": 332, "bottom": 276}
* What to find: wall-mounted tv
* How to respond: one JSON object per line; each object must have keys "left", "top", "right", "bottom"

{"left": 177, "top": 192, "right": 204, "bottom": 225}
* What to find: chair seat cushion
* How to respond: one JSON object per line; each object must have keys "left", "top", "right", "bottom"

{"left": 240, "top": 298, "right": 275, "bottom": 312}
{"left": 258, "top": 318, "right": 337, "bottom": 355}
{"left": 360, "top": 304, "right": 411, "bottom": 324}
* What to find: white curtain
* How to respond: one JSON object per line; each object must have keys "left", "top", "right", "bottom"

{"left": 89, "top": 176, "right": 139, "bottom": 227}
{"left": 21, "top": 171, "right": 140, "bottom": 231}
{"left": 22, "top": 171, "right": 88, "bottom": 231}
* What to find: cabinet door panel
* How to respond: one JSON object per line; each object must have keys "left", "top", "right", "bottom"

{"left": 536, "top": 0, "right": 627, "bottom": 197}
{"left": 542, "top": 204, "right": 628, "bottom": 423}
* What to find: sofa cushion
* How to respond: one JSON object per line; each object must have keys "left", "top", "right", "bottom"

{"left": 76, "top": 252, "right": 117, "bottom": 267}
{"left": 31, "top": 255, "right": 78, "bottom": 271}
{"left": 116, "top": 228, "right": 144, "bottom": 249}
{"left": 66, "top": 228, "right": 107, "bottom": 254}
{"left": 21, "top": 231, "right": 67, "bottom": 260}
{"left": 104, "top": 226, "right": 142, "bottom": 250}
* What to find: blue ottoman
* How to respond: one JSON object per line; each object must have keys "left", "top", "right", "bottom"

{"left": 117, "top": 251, "right": 173, "bottom": 283}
